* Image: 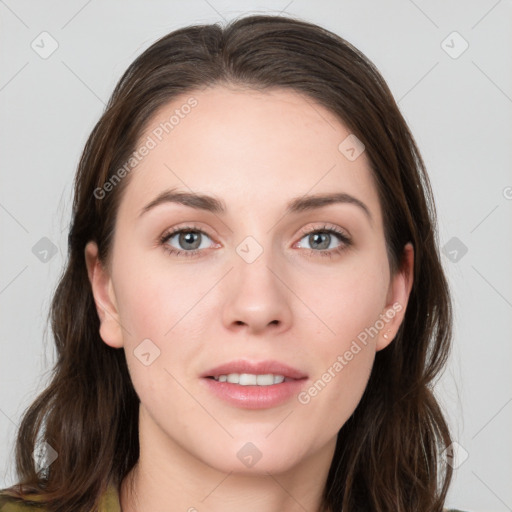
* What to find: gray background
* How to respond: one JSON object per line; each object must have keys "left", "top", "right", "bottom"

{"left": 1, "top": 1, "right": 511, "bottom": 510}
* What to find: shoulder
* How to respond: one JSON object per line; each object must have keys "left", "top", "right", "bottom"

{"left": 0, "top": 497, "right": 47, "bottom": 511}
{"left": 0, "top": 487, "right": 47, "bottom": 512}
{"left": 0, "top": 482, "right": 120, "bottom": 512}
{"left": 1, "top": 493, "right": 466, "bottom": 512}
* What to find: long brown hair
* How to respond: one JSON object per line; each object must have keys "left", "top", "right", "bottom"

{"left": 0, "top": 14, "right": 453, "bottom": 511}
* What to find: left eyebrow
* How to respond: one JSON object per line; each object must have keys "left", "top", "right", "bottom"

{"left": 285, "top": 192, "right": 372, "bottom": 224}
{"left": 138, "top": 188, "right": 372, "bottom": 225}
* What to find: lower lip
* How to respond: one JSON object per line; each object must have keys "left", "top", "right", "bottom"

{"left": 200, "top": 377, "right": 308, "bottom": 409}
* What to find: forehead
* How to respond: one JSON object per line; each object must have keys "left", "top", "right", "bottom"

{"left": 118, "top": 85, "right": 382, "bottom": 225}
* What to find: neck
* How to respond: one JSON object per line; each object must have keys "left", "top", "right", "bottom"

{"left": 119, "top": 407, "right": 335, "bottom": 512}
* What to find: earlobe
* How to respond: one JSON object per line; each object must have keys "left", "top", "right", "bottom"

{"left": 84, "top": 241, "right": 124, "bottom": 349}
{"left": 376, "top": 242, "right": 414, "bottom": 351}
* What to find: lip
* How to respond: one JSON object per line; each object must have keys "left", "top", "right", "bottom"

{"left": 200, "top": 377, "right": 307, "bottom": 409}
{"left": 200, "top": 359, "right": 308, "bottom": 380}
{"left": 199, "top": 359, "right": 308, "bottom": 410}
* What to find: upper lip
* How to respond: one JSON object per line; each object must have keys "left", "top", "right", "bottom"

{"left": 201, "top": 359, "right": 308, "bottom": 380}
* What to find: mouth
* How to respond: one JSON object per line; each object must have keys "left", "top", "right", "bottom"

{"left": 199, "top": 359, "right": 308, "bottom": 409}
{"left": 205, "top": 374, "right": 299, "bottom": 385}
{"left": 201, "top": 358, "right": 308, "bottom": 382}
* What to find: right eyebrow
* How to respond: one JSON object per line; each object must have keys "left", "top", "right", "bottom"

{"left": 138, "top": 189, "right": 226, "bottom": 218}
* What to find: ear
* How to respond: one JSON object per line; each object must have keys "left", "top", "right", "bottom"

{"left": 84, "top": 241, "right": 124, "bottom": 349}
{"left": 376, "top": 242, "right": 414, "bottom": 351}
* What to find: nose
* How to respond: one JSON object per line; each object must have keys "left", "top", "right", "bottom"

{"left": 221, "top": 250, "right": 293, "bottom": 335}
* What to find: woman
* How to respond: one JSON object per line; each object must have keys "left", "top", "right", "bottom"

{"left": 0, "top": 14, "right": 464, "bottom": 512}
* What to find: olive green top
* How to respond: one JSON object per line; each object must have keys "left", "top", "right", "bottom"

{"left": 0, "top": 483, "right": 120, "bottom": 511}
{"left": 0, "top": 483, "right": 467, "bottom": 511}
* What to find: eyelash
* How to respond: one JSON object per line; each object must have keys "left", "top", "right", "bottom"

{"left": 159, "top": 223, "right": 352, "bottom": 259}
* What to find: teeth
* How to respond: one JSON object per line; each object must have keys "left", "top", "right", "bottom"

{"left": 213, "top": 373, "right": 286, "bottom": 386}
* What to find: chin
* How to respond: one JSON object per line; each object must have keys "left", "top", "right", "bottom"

{"left": 196, "top": 436, "right": 310, "bottom": 476}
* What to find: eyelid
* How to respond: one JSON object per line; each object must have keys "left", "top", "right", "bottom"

{"left": 160, "top": 222, "right": 350, "bottom": 244}
{"left": 159, "top": 222, "right": 352, "bottom": 258}
{"left": 295, "top": 222, "right": 351, "bottom": 241}
{"left": 159, "top": 223, "right": 217, "bottom": 246}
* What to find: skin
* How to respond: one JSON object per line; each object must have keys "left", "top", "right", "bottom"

{"left": 85, "top": 85, "right": 414, "bottom": 512}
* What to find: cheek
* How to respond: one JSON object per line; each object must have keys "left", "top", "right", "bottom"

{"left": 111, "top": 255, "right": 215, "bottom": 389}
{"left": 113, "top": 253, "right": 207, "bottom": 339}
{"left": 295, "top": 293, "right": 379, "bottom": 437}
{"left": 292, "top": 255, "right": 387, "bottom": 422}
{"left": 114, "top": 267, "right": 199, "bottom": 419}
{"left": 292, "top": 253, "right": 389, "bottom": 342}
{"left": 298, "top": 344, "right": 375, "bottom": 427}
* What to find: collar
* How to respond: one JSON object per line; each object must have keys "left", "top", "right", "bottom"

{"left": 98, "top": 482, "right": 121, "bottom": 512}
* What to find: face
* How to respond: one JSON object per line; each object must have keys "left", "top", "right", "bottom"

{"left": 86, "top": 85, "right": 413, "bottom": 476}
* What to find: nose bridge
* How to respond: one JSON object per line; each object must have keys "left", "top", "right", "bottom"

{"left": 235, "top": 237, "right": 275, "bottom": 286}
{"left": 222, "top": 230, "right": 292, "bottom": 333}
{"left": 233, "top": 232, "right": 282, "bottom": 300}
